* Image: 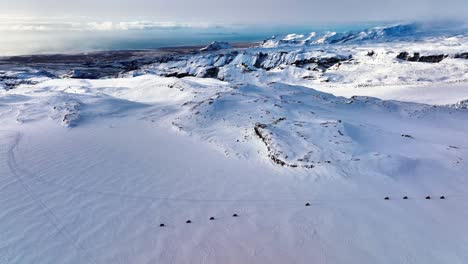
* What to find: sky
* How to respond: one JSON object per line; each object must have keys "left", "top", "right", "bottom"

{"left": 0, "top": 0, "right": 467, "bottom": 55}
{"left": 1, "top": 0, "right": 467, "bottom": 25}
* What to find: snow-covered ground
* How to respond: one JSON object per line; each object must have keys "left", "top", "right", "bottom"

{"left": 1, "top": 23, "right": 468, "bottom": 263}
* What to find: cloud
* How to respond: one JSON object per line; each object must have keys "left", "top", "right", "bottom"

{"left": 1, "top": 0, "right": 467, "bottom": 25}
{"left": 84, "top": 21, "right": 191, "bottom": 31}
{"left": 0, "top": 19, "right": 211, "bottom": 32}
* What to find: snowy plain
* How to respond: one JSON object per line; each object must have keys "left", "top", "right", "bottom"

{"left": 1, "top": 23, "right": 468, "bottom": 263}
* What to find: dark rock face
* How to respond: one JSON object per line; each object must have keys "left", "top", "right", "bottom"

{"left": 396, "top": 52, "right": 409, "bottom": 60}
{"left": 291, "top": 56, "right": 352, "bottom": 70}
{"left": 448, "top": 99, "right": 468, "bottom": 110}
{"left": 254, "top": 52, "right": 269, "bottom": 68}
{"left": 254, "top": 122, "right": 315, "bottom": 169}
{"left": 454, "top": 52, "right": 468, "bottom": 59}
{"left": 224, "top": 51, "right": 239, "bottom": 64}
{"left": 157, "top": 51, "right": 351, "bottom": 80}
{"left": 397, "top": 51, "right": 447, "bottom": 63}
{"left": 200, "top": 67, "right": 220, "bottom": 79}
{"left": 407, "top": 52, "right": 421, "bottom": 62}
{"left": 164, "top": 72, "right": 193, "bottom": 78}
{"left": 0, "top": 70, "right": 54, "bottom": 90}
{"left": 64, "top": 69, "right": 105, "bottom": 79}
{"left": 163, "top": 67, "right": 220, "bottom": 79}
{"left": 419, "top": 54, "right": 447, "bottom": 63}
{"left": 0, "top": 76, "right": 38, "bottom": 90}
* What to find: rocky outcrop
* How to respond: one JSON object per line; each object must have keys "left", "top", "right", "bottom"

{"left": 454, "top": 53, "right": 468, "bottom": 59}
{"left": 199, "top": 67, "right": 220, "bottom": 79}
{"left": 418, "top": 54, "right": 447, "bottom": 63}
{"left": 137, "top": 48, "right": 353, "bottom": 80}
{"left": 448, "top": 99, "right": 468, "bottom": 110}
{"left": 64, "top": 69, "right": 105, "bottom": 79}
{"left": 396, "top": 52, "right": 410, "bottom": 60}
{"left": 0, "top": 70, "right": 53, "bottom": 90}
{"left": 164, "top": 72, "right": 193, "bottom": 78}
{"left": 397, "top": 52, "right": 447, "bottom": 63}
{"left": 0, "top": 76, "right": 38, "bottom": 90}
{"left": 254, "top": 122, "right": 315, "bottom": 169}
{"left": 52, "top": 101, "right": 81, "bottom": 127}
{"left": 254, "top": 52, "right": 269, "bottom": 68}
{"left": 254, "top": 123, "right": 288, "bottom": 167}
{"left": 291, "top": 55, "right": 352, "bottom": 70}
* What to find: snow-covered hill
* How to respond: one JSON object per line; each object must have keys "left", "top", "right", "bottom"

{"left": 1, "top": 22, "right": 468, "bottom": 264}
{"left": 261, "top": 22, "right": 468, "bottom": 47}
{"left": 200, "top": 41, "right": 233, "bottom": 52}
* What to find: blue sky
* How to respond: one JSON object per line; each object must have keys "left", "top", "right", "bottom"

{"left": 1, "top": 0, "right": 467, "bottom": 24}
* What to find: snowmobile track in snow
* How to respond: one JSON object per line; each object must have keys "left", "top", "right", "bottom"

{"left": 2, "top": 129, "right": 461, "bottom": 208}
{"left": 4, "top": 130, "right": 98, "bottom": 264}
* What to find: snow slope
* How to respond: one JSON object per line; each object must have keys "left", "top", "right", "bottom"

{"left": 1, "top": 22, "right": 468, "bottom": 264}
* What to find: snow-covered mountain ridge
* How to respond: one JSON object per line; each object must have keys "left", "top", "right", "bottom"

{"left": 262, "top": 22, "right": 468, "bottom": 46}
{"left": 2, "top": 23, "right": 467, "bottom": 91}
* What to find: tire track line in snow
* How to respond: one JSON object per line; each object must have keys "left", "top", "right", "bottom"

{"left": 4, "top": 130, "right": 465, "bottom": 209}
{"left": 4, "top": 130, "right": 98, "bottom": 264}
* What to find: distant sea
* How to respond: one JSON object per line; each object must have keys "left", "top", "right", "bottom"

{"left": 1, "top": 22, "right": 385, "bottom": 56}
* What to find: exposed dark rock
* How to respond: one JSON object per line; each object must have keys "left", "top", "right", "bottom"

{"left": 254, "top": 52, "right": 269, "bottom": 68}
{"left": 272, "top": 117, "right": 287, "bottom": 125}
{"left": 407, "top": 52, "right": 420, "bottom": 62}
{"left": 164, "top": 72, "right": 193, "bottom": 78}
{"left": 240, "top": 63, "right": 256, "bottom": 72}
{"left": 448, "top": 99, "right": 468, "bottom": 109}
{"left": 454, "top": 52, "right": 468, "bottom": 59}
{"left": 292, "top": 56, "right": 352, "bottom": 70}
{"left": 419, "top": 54, "right": 447, "bottom": 63}
{"left": 396, "top": 52, "right": 409, "bottom": 60}
{"left": 53, "top": 101, "right": 81, "bottom": 127}
{"left": 0, "top": 76, "right": 38, "bottom": 90}
{"left": 254, "top": 122, "right": 315, "bottom": 169}
{"left": 64, "top": 69, "right": 106, "bottom": 79}
{"left": 254, "top": 123, "right": 268, "bottom": 138}
{"left": 199, "top": 67, "right": 220, "bottom": 79}
{"left": 397, "top": 51, "right": 447, "bottom": 63}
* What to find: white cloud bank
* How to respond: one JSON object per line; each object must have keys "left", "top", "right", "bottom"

{"left": 0, "top": 19, "right": 212, "bottom": 32}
